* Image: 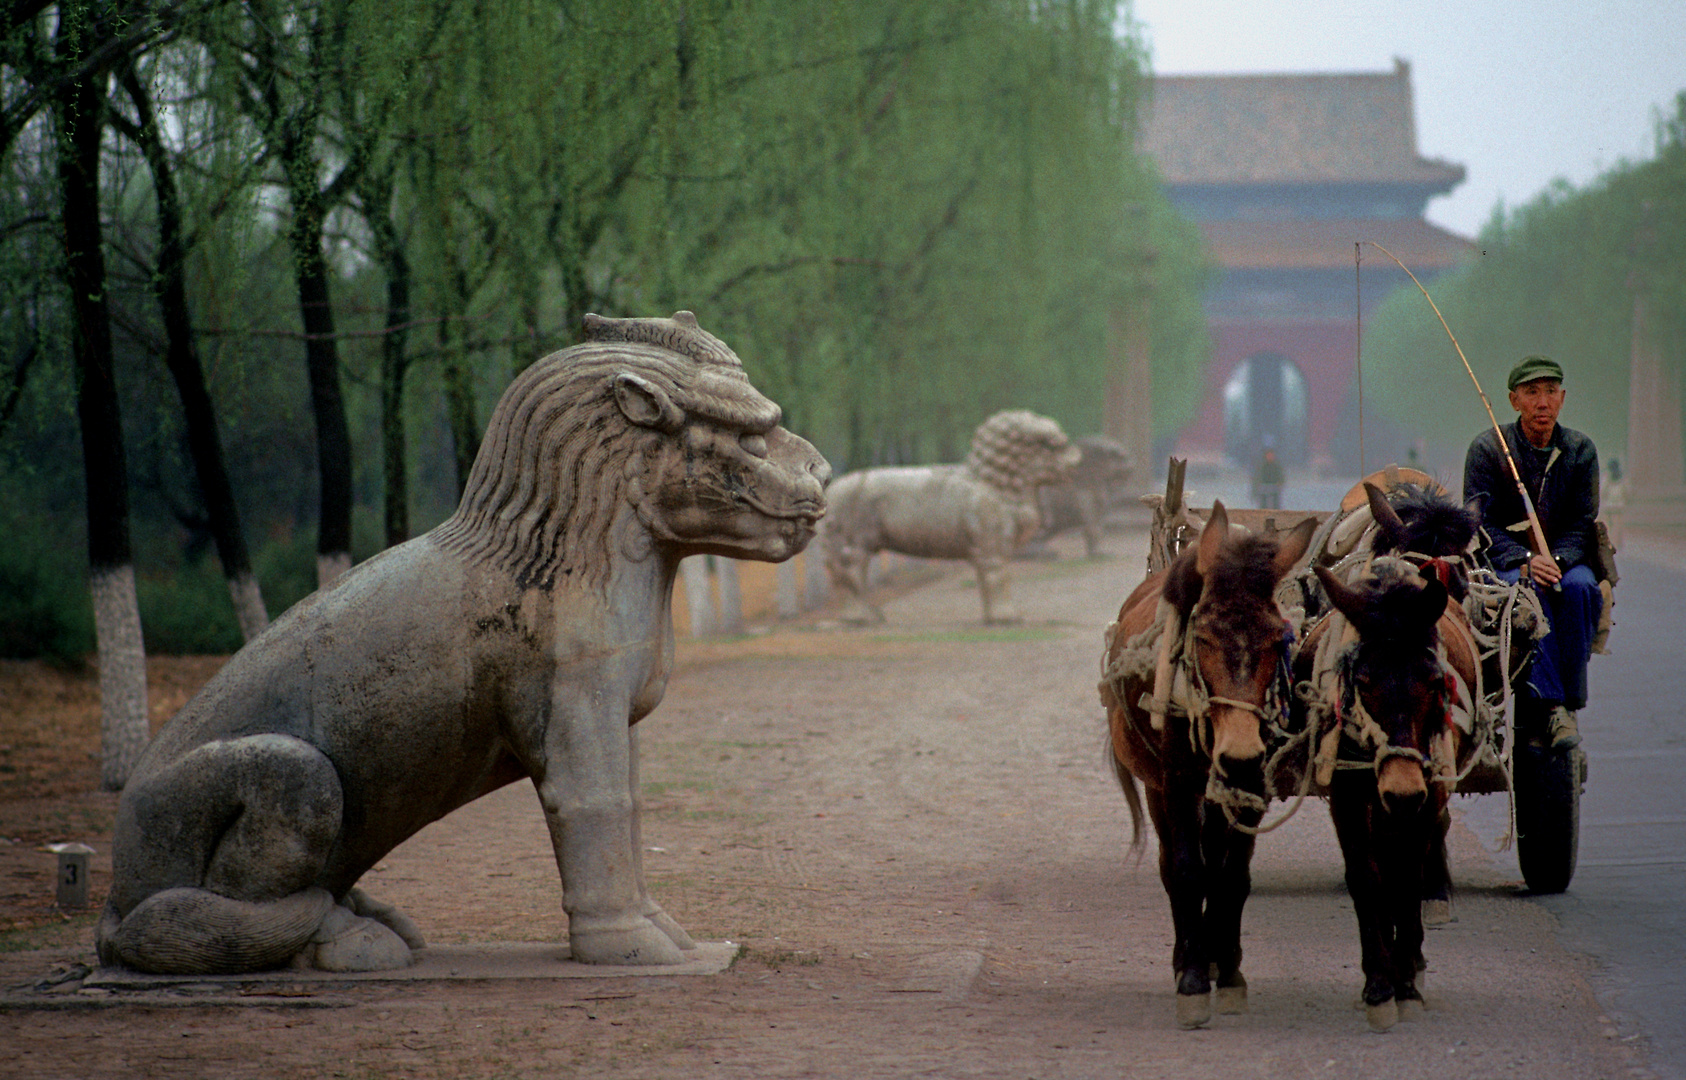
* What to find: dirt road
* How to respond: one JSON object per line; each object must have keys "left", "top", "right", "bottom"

{"left": 0, "top": 526, "right": 1654, "bottom": 1079}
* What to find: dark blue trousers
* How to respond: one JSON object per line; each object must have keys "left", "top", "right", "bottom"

{"left": 1499, "top": 563, "right": 1602, "bottom": 710}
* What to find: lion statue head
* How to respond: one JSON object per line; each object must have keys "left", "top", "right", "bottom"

{"left": 433, "top": 311, "right": 829, "bottom": 590}
{"left": 963, "top": 409, "right": 1081, "bottom": 495}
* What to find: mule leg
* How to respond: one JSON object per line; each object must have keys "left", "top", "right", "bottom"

{"left": 1330, "top": 782, "right": 1398, "bottom": 1031}
{"left": 1421, "top": 803, "right": 1454, "bottom": 927}
{"left": 1148, "top": 775, "right": 1212, "bottom": 1028}
{"left": 1201, "top": 797, "right": 1260, "bottom": 1014}
{"left": 1390, "top": 802, "right": 1440, "bottom": 1018}
{"left": 100, "top": 734, "right": 413, "bottom": 974}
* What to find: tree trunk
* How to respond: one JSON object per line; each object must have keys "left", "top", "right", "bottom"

{"left": 680, "top": 556, "right": 715, "bottom": 638}
{"left": 286, "top": 189, "right": 353, "bottom": 588}
{"left": 119, "top": 64, "right": 268, "bottom": 640}
{"left": 362, "top": 168, "right": 411, "bottom": 547}
{"left": 440, "top": 287, "right": 479, "bottom": 496}
{"left": 56, "top": 22, "right": 147, "bottom": 790}
{"left": 717, "top": 559, "right": 744, "bottom": 634}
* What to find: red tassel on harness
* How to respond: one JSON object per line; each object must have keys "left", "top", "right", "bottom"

{"left": 1422, "top": 557, "right": 1455, "bottom": 591}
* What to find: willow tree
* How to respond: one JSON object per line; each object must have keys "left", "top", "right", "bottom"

{"left": 1359, "top": 91, "right": 1686, "bottom": 476}
{"left": 53, "top": 0, "right": 149, "bottom": 788}
{"left": 200, "top": 0, "right": 436, "bottom": 584}
{"left": 109, "top": 50, "right": 271, "bottom": 639}
{"left": 605, "top": 0, "right": 1205, "bottom": 468}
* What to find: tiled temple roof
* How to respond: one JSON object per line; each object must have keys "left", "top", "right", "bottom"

{"left": 1142, "top": 60, "right": 1465, "bottom": 189}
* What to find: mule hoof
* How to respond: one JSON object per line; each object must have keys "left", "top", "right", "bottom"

{"left": 1398, "top": 997, "right": 1426, "bottom": 1022}
{"left": 1215, "top": 984, "right": 1248, "bottom": 1014}
{"left": 1422, "top": 898, "right": 1454, "bottom": 925}
{"left": 1176, "top": 992, "right": 1212, "bottom": 1030}
{"left": 1366, "top": 999, "right": 1399, "bottom": 1032}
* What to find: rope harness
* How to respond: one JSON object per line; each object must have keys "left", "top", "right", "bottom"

{"left": 1101, "top": 600, "right": 1305, "bottom": 834}
{"left": 1106, "top": 505, "right": 1552, "bottom": 847}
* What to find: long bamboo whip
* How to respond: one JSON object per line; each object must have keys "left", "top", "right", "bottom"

{"left": 1359, "top": 241, "right": 1553, "bottom": 563}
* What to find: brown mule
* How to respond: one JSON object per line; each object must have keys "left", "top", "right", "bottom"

{"left": 1310, "top": 561, "right": 1479, "bottom": 1031}
{"left": 1102, "top": 502, "right": 1316, "bottom": 1028}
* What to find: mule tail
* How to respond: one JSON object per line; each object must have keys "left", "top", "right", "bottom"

{"left": 1108, "top": 747, "right": 1146, "bottom": 852}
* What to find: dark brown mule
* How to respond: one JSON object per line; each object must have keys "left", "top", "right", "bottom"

{"left": 1102, "top": 502, "right": 1316, "bottom": 1028}
{"left": 1359, "top": 481, "right": 1486, "bottom": 924}
{"left": 1307, "top": 560, "right": 1479, "bottom": 1031}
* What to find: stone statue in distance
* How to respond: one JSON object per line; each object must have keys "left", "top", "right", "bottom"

{"left": 821, "top": 410, "right": 1079, "bottom": 624}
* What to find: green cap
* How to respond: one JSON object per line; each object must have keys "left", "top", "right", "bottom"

{"left": 1507, "top": 355, "right": 1563, "bottom": 390}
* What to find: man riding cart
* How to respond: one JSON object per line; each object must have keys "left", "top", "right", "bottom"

{"left": 1463, "top": 355, "right": 1614, "bottom": 754}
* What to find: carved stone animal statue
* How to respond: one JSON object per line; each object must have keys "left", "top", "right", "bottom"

{"left": 1100, "top": 503, "right": 1317, "bottom": 1028}
{"left": 97, "top": 311, "right": 829, "bottom": 975}
{"left": 1299, "top": 560, "right": 1478, "bottom": 1032}
{"left": 1036, "top": 435, "right": 1134, "bottom": 557}
{"left": 822, "top": 410, "right": 1080, "bottom": 624}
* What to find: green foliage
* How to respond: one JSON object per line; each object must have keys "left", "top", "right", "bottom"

{"left": 0, "top": 504, "right": 94, "bottom": 664}
{"left": 1, "top": 0, "right": 1206, "bottom": 654}
{"left": 1359, "top": 92, "right": 1686, "bottom": 480}
{"left": 137, "top": 556, "right": 243, "bottom": 655}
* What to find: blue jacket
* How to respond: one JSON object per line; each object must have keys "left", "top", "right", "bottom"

{"left": 1462, "top": 420, "right": 1600, "bottom": 574}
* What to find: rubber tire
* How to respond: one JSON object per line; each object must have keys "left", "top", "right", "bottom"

{"left": 1513, "top": 741, "right": 1583, "bottom": 894}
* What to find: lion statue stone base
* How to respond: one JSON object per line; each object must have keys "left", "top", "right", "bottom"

{"left": 97, "top": 312, "right": 829, "bottom": 975}
{"left": 822, "top": 410, "right": 1078, "bottom": 625}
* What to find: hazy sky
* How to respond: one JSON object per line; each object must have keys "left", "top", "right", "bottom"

{"left": 1126, "top": 0, "right": 1686, "bottom": 238}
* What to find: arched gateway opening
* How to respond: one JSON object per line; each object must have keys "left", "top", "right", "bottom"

{"left": 1223, "top": 352, "right": 1310, "bottom": 467}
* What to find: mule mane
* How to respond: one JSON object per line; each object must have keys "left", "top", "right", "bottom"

{"left": 1346, "top": 562, "right": 1442, "bottom": 651}
{"left": 1372, "top": 484, "right": 1479, "bottom": 559}
{"left": 1165, "top": 532, "right": 1283, "bottom": 629}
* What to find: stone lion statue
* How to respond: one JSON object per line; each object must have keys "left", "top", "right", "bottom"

{"left": 97, "top": 311, "right": 828, "bottom": 975}
{"left": 822, "top": 410, "right": 1079, "bottom": 624}
{"left": 1036, "top": 435, "right": 1134, "bottom": 558}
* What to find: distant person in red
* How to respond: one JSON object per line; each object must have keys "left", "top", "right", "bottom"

{"left": 1463, "top": 355, "right": 1601, "bottom": 751}
{"left": 1252, "top": 446, "right": 1283, "bottom": 509}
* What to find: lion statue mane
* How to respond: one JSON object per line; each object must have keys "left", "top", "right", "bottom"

{"left": 822, "top": 409, "right": 1079, "bottom": 624}
{"left": 98, "top": 311, "right": 828, "bottom": 975}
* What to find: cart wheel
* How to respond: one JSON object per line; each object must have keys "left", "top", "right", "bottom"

{"left": 1513, "top": 741, "right": 1583, "bottom": 894}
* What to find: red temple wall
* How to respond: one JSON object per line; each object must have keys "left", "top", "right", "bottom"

{"left": 1174, "top": 320, "right": 1359, "bottom": 463}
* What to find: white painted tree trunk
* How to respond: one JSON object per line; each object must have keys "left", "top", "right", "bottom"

{"left": 90, "top": 564, "right": 149, "bottom": 791}
{"left": 227, "top": 570, "right": 270, "bottom": 642}
{"left": 803, "top": 548, "right": 829, "bottom": 609}
{"left": 716, "top": 559, "right": 744, "bottom": 634}
{"left": 317, "top": 552, "right": 352, "bottom": 591}
{"left": 776, "top": 560, "right": 800, "bottom": 618}
{"left": 680, "top": 556, "right": 715, "bottom": 637}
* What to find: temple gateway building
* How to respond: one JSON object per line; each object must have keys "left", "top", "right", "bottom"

{"left": 1141, "top": 59, "right": 1474, "bottom": 472}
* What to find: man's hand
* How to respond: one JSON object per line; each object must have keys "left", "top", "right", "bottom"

{"left": 1527, "top": 552, "right": 1563, "bottom": 586}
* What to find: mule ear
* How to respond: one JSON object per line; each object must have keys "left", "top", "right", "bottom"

{"left": 1365, "top": 482, "right": 1406, "bottom": 548}
{"left": 613, "top": 372, "right": 684, "bottom": 432}
{"left": 1315, "top": 565, "right": 1367, "bottom": 625}
{"left": 1272, "top": 515, "right": 1319, "bottom": 578}
{"left": 1408, "top": 572, "right": 1449, "bottom": 631}
{"left": 1197, "top": 500, "right": 1230, "bottom": 575}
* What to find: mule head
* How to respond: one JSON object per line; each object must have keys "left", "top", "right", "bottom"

{"left": 1186, "top": 507, "right": 1318, "bottom": 786}
{"left": 1316, "top": 564, "right": 1451, "bottom": 813}
{"left": 1365, "top": 481, "right": 1482, "bottom": 600}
